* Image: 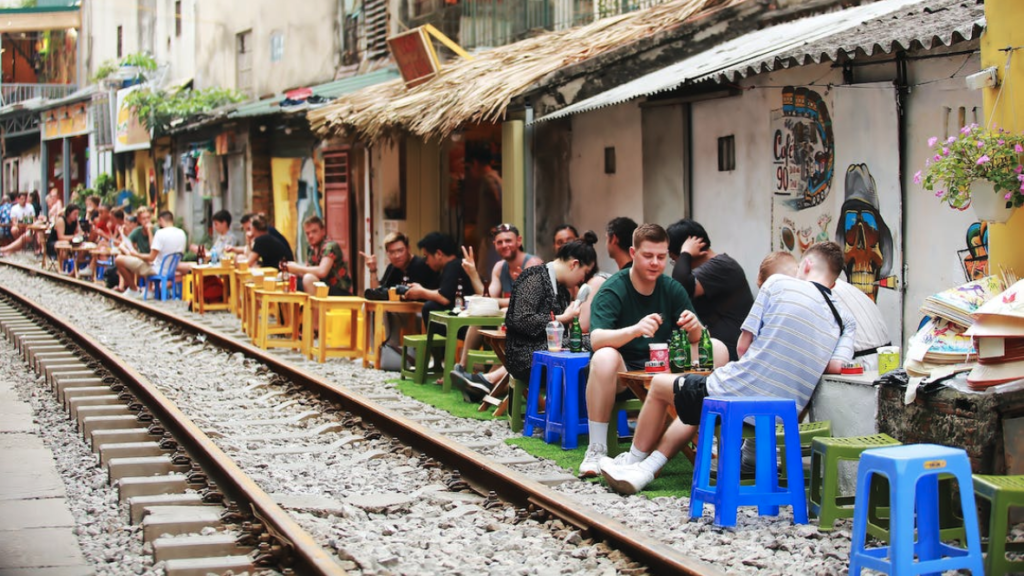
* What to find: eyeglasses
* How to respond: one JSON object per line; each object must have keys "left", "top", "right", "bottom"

{"left": 494, "top": 223, "right": 519, "bottom": 236}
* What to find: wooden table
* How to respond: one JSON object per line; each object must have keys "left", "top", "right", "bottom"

{"left": 427, "top": 311, "right": 505, "bottom": 392}
{"left": 90, "top": 247, "right": 115, "bottom": 282}
{"left": 191, "top": 263, "right": 233, "bottom": 314}
{"left": 618, "top": 369, "right": 712, "bottom": 462}
{"left": 363, "top": 299, "right": 424, "bottom": 369}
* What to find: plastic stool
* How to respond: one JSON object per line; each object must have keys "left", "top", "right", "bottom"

{"left": 690, "top": 396, "right": 807, "bottom": 527}
{"left": 866, "top": 474, "right": 967, "bottom": 544}
{"left": 466, "top": 349, "right": 498, "bottom": 372}
{"left": 401, "top": 334, "right": 445, "bottom": 384}
{"left": 182, "top": 274, "right": 194, "bottom": 305}
{"left": 973, "top": 475, "right": 1024, "bottom": 576}
{"left": 810, "top": 433, "right": 901, "bottom": 531}
{"left": 523, "top": 351, "right": 590, "bottom": 449}
{"left": 849, "top": 444, "right": 984, "bottom": 576}
{"left": 606, "top": 399, "right": 640, "bottom": 456}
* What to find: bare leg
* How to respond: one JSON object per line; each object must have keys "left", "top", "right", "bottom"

{"left": 631, "top": 374, "right": 697, "bottom": 459}
{"left": 460, "top": 326, "right": 483, "bottom": 367}
{"left": 0, "top": 232, "right": 30, "bottom": 255}
{"left": 585, "top": 347, "right": 628, "bottom": 425}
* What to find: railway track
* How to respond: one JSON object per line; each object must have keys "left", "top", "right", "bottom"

{"left": 0, "top": 260, "right": 722, "bottom": 576}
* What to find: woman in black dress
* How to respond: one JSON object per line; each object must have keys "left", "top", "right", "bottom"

{"left": 504, "top": 232, "right": 598, "bottom": 381}
{"left": 46, "top": 204, "right": 80, "bottom": 259}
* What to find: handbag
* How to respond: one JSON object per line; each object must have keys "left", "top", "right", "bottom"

{"left": 379, "top": 343, "right": 403, "bottom": 371}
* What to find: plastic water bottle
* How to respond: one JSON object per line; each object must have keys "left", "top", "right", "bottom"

{"left": 210, "top": 248, "right": 220, "bottom": 265}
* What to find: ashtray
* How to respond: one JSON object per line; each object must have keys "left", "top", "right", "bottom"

{"left": 840, "top": 361, "right": 865, "bottom": 375}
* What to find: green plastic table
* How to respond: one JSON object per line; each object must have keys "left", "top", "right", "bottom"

{"left": 426, "top": 311, "right": 504, "bottom": 392}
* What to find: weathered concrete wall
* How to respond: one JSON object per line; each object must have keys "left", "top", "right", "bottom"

{"left": 569, "top": 102, "right": 643, "bottom": 274}
{"left": 533, "top": 118, "right": 573, "bottom": 261}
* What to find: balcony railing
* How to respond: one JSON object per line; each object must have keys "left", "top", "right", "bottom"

{"left": 0, "top": 83, "right": 78, "bottom": 107}
{"left": 406, "top": 0, "right": 665, "bottom": 52}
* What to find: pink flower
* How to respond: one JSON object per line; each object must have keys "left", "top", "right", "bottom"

{"left": 928, "top": 136, "right": 938, "bottom": 147}
{"left": 999, "top": 139, "right": 1006, "bottom": 145}
{"left": 935, "top": 154, "right": 943, "bottom": 162}
{"left": 961, "top": 126, "right": 972, "bottom": 135}
{"left": 977, "top": 141, "right": 985, "bottom": 148}
{"left": 935, "top": 190, "right": 945, "bottom": 198}
{"left": 1006, "top": 192, "right": 1013, "bottom": 200}
{"left": 978, "top": 155, "right": 991, "bottom": 165}
{"left": 914, "top": 170, "right": 922, "bottom": 184}
{"left": 1016, "top": 144, "right": 1024, "bottom": 153}
{"left": 1018, "top": 174, "right": 1024, "bottom": 182}
{"left": 1017, "top": 165, "right": 1024, "bottom": 174}
{"left": 948, "top": 136, "right": 957, "bottom": 144}
{"left": 942, "top": 147, "right": 949, "bottom": 156}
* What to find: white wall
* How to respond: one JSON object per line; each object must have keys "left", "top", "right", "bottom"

{"left": 17, "top": 148, "right": 41, "bottom": 194}
{"left": 84, "top": 0, "right": 141, "bottom": 77}
{"left": 195, "top": 0, "right": 338, "bottom": 96}
{"left": 569, "top": 102, "right": 644, "bottom": 273}
{"left": 152, "top": 0, "right": 197, "bottom": 84}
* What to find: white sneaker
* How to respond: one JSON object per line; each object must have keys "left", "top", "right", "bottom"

{"left": 601, "top": 462, "right": 655, "bottom": 495}
{"left": 579, "top": 444, "right": 607, "bottom": 478}
{"left": 598, "top": 450, "right": 644, "bottom": 472}
{"left": 125, "top": 288, "right": 143, "bottom": 299}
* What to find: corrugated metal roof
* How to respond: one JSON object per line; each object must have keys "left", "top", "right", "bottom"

{"left": 231, "top": 69, "right": 399, "bottom": 118}
{"left": 536, "top": 0, "right": 983, "bottom": 122}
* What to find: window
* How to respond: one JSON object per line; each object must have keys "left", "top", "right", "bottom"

{"left": 116, "top": 25, "right": 123, "bottom": 58}
{"left": 604, "top": 147, "right": 616, "bottom": 174}
{"left": 236, "top": 30, "right": 253, "bottom": 96}
{"left": 175, "top": 1, "right": 182, "bottom": 37}
{"left": 717, "top": 135, "right": 735, "bottom": 172}
{"left": 270, "top": 31, "right": 284, "bottom": 62}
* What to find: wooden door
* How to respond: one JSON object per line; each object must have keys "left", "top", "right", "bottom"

{"left": 323, "top": 148, "right": 352, "bottom": 275}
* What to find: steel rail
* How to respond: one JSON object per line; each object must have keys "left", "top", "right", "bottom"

{"left": 0, "top": 274, "right": 346, "bottom": 576}
{"left": 1, "top": 261, "right": 724, "bottom": 576}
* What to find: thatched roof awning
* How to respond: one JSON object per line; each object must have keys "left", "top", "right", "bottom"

{"left": 307, "top": 0, "right": 747, "bottom": 143}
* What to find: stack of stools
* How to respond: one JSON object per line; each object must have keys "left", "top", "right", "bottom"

{"left": 973, "top": 474, "right": 1024, "bottom": 575}
{"left": 689, "top": 396, "right": 808, "bottom": 527}
{"left": 810, "top": 433, "right": 901, "bottom": 531}
{"left": 849, "top": 444, "right": 983, "bottom": 575}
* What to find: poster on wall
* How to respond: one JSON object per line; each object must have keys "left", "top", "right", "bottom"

{"left": 115, "top": 85, "right": 152, "bottom": 153}
{"left": 770, "top": 83, "right": 902, "bottom": 342}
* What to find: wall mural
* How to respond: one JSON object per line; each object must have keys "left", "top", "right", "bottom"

{"left": 771, "top": 84, "right": 903, "bottom": 337}
{"left": 958, "top": 221, "right": 989, "bottom": 281}
{"left": 833, "top": 164, "right": 895, "bottom": 302}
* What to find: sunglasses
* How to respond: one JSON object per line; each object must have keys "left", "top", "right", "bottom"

{"left": 494, "top": 223, "right": 519, "bottom": 236}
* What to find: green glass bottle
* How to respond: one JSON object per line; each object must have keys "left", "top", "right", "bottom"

{"left": 568, "top": 317, "right": 583, "bottom": 353}
{"left": 698, "top": 327, "right": 713, "bottom": 371}
{"left": 670, "top": 329, "right": 688, "bottom": 373}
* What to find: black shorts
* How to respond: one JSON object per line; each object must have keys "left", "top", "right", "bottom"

{"left": 673, "top": 373, "right": 709, "bottom": 426}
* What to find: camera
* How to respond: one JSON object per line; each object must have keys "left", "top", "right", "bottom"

{"left": 394, "top": 284, "right": 410, "bottom": 297}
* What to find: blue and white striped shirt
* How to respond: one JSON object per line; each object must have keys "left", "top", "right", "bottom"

{"left": 706, "top": 274, "right": 856, "bottom": 414}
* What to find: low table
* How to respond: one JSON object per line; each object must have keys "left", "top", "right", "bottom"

{"left": 191, "top": 263, "right": 233, "bottom": 314}
{"left": 617, "top": 368, "right": 712, "bottom": 462}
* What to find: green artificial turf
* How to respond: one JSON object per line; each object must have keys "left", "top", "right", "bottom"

{"left": 392, "top": 378, "right": 494, "bottom": 421}
{"left": 505, "top": 435, "right": 694, "bottom": 499}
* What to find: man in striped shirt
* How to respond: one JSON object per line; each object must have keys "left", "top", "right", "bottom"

{"left": 601, "top": 241, "right": 856, "bottom": 495}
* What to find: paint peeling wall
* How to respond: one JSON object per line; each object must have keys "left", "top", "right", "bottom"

{"left": 568, "top": 102, "right": 644, "bottom": 274}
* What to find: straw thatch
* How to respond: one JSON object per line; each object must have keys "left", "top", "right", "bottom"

{"left": 308, "top": 0, "right": 747, "bottom": 143}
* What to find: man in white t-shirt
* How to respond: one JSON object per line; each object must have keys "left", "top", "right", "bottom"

{"left": 115, "top": 210, "right": 187, "bottom": 298}
{"left": 9, "top": 192, "right": 36, "bottom": 238}
{"left": 831, "top": 278, "right": 890, "bottom": 370}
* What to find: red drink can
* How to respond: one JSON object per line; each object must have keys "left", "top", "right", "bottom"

{"left": 288, "top": 274, "right": 297, "bottom": 293}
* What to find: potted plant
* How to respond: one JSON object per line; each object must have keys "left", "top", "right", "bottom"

{"left": 916, "top": 123, "right": 1024, "bottom": 223}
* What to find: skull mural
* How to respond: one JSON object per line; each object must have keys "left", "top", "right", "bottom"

{"left": 834, "top": 164, "right": 893, "bottom": 302}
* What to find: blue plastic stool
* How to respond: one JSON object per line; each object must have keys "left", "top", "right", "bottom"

{"left": 849, "top": 444, "right": 984, "bottom": 576}
{"left": 690, "top": 396, "right": 808, "bottom": 527}
{"left": 523, "top": 351, "right": 590, "bottom": 449}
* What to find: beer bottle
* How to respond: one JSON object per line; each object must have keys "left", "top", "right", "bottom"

{"left": 568, "top": 317, "right": 583, "bottom": 353}
{"left": 454, "top": 283, "right": 464, "bottom": 312}
{"left": 698, "top": 327, "right": 713, "bottom": 371}
{"left": 196, "top": 245, "right": 205, "bottom": 265}
{"left": 670, "top": 329, "right": 686, "bottom": 373}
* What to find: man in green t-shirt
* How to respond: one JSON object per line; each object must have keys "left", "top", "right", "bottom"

{"left": 580, "top": 223, "right": 716, "bottom": 478}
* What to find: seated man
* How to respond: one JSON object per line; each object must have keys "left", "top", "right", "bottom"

{"left": 245, "top": 214, "right": 292, "bottom": 270}
{"left": 284, "top": 215, "right": 353, "bottom": 296}
{"left": 668, "top": 218, "right": 754, "bottom": 361}
{"left": 360, "top": 231, "right": 440, "bottom": 350}
{"left": 114, "top": 210, "right": 187, "bottom": 298}
{"left": 1, "top": 192, "right": 38, "bottom": 255}
{"left": 227, "top": 213, "right": 294, "bottom": 264}
{"left": 404, "top": 232, "right": 478, "bottom": 340}
{"left": 600, "top": 242, "right": 856, "bottom": 494}
{"left": 0, "top": 193, "right": 13, "bottom": 244}
{"left": 580, "top": 223, "right": 722, "bottom": 478}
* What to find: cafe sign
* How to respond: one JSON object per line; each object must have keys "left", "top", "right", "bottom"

{"left": 41, "top": 103, "right": 89, "bottom": 141}
{"left": 387, "top": 24, "right": 473, "bottom": 89}
{"left": 114, "top": 85, "right": 151, "bottom": 152}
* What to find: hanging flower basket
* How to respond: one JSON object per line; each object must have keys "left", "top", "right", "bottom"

{"left": 916, "top": 124, "right": 1024, "bottom": 222}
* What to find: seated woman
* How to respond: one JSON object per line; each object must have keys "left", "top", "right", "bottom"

{"left": 42, "top": 204, "right": 80, "bottom": 268}
{"left": 504, "top": 232, "right": 598, "bottom": 384}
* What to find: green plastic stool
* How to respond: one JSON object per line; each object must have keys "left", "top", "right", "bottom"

{"left": 509, "top": 378, "right": 527, "bottom": 433}
{"left": 974, "top": 474, "right": 1024, "bottom": 576}
{"left": 714, "top": 420, "right": 833, "bottom": 486}
{"left": 400, "top": 334, "right": 445, "bottom": 384}
{"left": 466, "top": 349, "right": 498, "bottom": 372}
{"left": 606, "top": 398, "right": 644, "bottom": 456}
{"left": 809, "top": 433, "right": 901, "bottom": 531}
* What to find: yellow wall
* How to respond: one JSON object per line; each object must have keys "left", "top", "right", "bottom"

{"left": 404, "top": 138, "right": 441, "bottom": 248}
{"left": 983, "top": 0, "right": 1024, "bottom": 276}
{"left": 502, "top": 120, "right": 526, "bottom": 243}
